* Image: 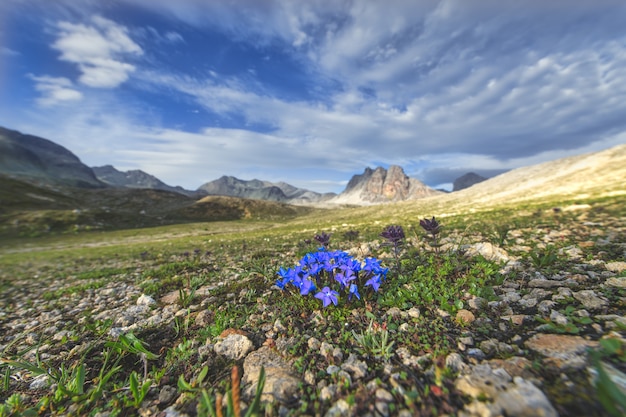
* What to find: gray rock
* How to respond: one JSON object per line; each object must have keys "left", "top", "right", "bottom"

{"left": 194, "top": 310, "right": 214, "bottom": 327}
{"left": 163, "top": 405, "right": 189, "bottom": 417}
{"left": 549, "top": 309, "right": 569, "bottom": 325}
{"left": 332, "top": 347, "right": 343, "bottom": 362}
{"left": 327, "top": 365, "right": 340, "bottom": 375}
{"left": 159, "top": 385, "right": 177, "bottom": 404}
{"left": 528, "top": 279, "right": 564, "bottom": 289}
{"left": 29, "top": 374, "right": 50, "bottom": 390}
{"left": 396, "top": 347, "right": 426, "bottom": 368}
{"left": 573, "top": 290, "right": 608, "bottom": 310}
{"left": 494, "top": 377, "right": 558, "bottom": 417}
{"left": 320, "top": 341, "right": 334, "bottom": 358}
{"left": 518, "top": 298, "right": 538, "bottom": 308}
{"left": 325, "top": 399, "right": 351, "bottom": 417}
{"left": 213, "top": 334, "right": 254, "bottom": 360}
{"left": 375, "top": 388, "right": 394, "bottom": 417}
{"left": 243, "top": 346, "right": 300, "bottom": 403}
{"left": 468, "top": 297, "right": 488, "bottom": 310}
{"left": 464, "top": 242, "right": 511, "bottom": 263}
{"left": 136, "top": 294, "right": 156, "bottom": 306}
{"left": 606, "top": 277, "right": 626, "bottom": 288}
{"left": 537, "top": 300, "right": 557, "bottom": 315}
{"left": 529, "top": 288, "right": 552, "bottom": 300}
{"left": 479, "top": 339, "right": 499, "bottom": 358}
{"left": 467, "top": 348, "right": 486, "bottom": 361}
{"left": 562, "top": 246, "right": 583, "bottom": 260}
{"left": 319, "top": 384, "right": 338, "bottom": 401}
{"left": 459, "top": 336, "right": 474, "bottom": 346}
{"left": 446, "top": 352, "right": 469, "bottom": 374}
{"left": 308, "top": 336, "right": 321, "bottom": 351}
{"left": 525, "top": 333, "right": 598, "bottom": 370}
{"left": 501, "top": 292, "right": 521, "bottom": 303}
{"left": 376, "top": 387, "right": 394, "bottom": 402}
{"left": 273, "top": 319, "right": 286, "bottom": 333}
{"left": 455, "top": 364, "right": 512, "bottom": 399}
{"left": 341, "top": 354, "right": 368, "bottom": 379}
{"left": 605, "top": 261, "right": 626, "bottom": 273}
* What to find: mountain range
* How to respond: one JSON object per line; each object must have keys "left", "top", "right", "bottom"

{"left": 92, "top": 165, "right": 197, "bottom": 197}
{"left": 197, "top": 176, "right": 336, "bottom": 205}
{"left": 2, "top": 125, "right": 624, "bottom": 213}
{"left": 1, "top": 125, "right": 625, "bottom": 237}
{"left": 0, "top": 126, "right": 448, "bottom": 205}
{"left": 330, "top": 165, "right": 442, "bottom": 205}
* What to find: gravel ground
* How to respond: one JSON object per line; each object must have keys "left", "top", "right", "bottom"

{"left": 1, "top": 203, "right": 625, "bottom": 416}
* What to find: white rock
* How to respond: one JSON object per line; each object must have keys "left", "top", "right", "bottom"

{"left": 213, "top": 334, "right": 254, "bottom": 360}
{"left": 29, "top": 374, "right": 50, "bottom": 390}
{"left": 136, "top": 294, "right": 156, "bottom": 306}
{"left": 494, "top": 377, "right": 558, "bottom": 417}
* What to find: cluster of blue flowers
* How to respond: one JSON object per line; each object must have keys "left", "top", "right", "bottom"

{"left": 276, "top": 249, "right": 388, "bottom": 307}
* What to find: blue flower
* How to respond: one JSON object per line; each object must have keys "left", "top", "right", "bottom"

{"left": 278, "top": 249, "right": 388, "bottom": 306}
{"left": 365, "top": 275, "right": 382, "bottom": 292}
{"left": 315, "top": 286, "right": 339, "bottom": 307}
{"left": 348, "top": 283, "right": 361, "bottom": 300}
{"left": 334, "top": 269, "right": 355, "bottom": 289}
{"left": 276, "top": 267, "right": 294, "bottom": 289}
{"left": 299, "top": 278, "right": 316, "bottom": 295}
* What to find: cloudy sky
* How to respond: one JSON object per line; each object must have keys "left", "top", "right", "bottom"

{"left": 1, "top": 0, "right": 626, "bottom": 193}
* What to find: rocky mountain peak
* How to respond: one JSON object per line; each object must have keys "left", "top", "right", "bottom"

{"left": 332, "top": 165, "right": 442, "bottom": 205}
{"left": 453, "top": 172, "right": 487, "bottom": 192}
{"left": 0, "top": 126, "right": 104, "bottom": 188}
{"left": 196, "top": 176, "right": 335, "bottom": 205}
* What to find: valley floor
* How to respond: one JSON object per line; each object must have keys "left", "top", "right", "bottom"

{"left": 0, "top": 197, "right": 625, "bottom": 416}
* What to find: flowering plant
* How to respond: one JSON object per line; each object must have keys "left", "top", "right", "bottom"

{"left": 420, "top": 216, "right": 442, "bottom": 251}
{"left": 276, "top": 249, "right": 388, "bottom": 307}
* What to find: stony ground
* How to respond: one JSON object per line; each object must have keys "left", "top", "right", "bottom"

{"left": 0, "top": 202, "right": 625, "bottom": 416}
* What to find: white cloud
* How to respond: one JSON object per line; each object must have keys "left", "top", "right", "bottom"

{"left": 52, "top": 15, "right": 143, "bottom": 88}
{"left": 1, "top": 47, "right": 20, "bottom": 56}
{"left": 29, "top": 75, "right": 83, "bottom": 106}
{"left": 164, "top": 31, "right": 184, "bottom": 43}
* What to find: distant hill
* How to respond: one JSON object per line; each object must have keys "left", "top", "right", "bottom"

{"left": 453, "top": 172, "right": 487, "bottom": 191}
{"left": 197, "top": 175, "right": 335, "bottom": 205}
{"left": 92, "top": 165, "right": 195, "bottom": 196}
{"left": 173, "top": 195, "right": 313, "bottom": 221}
{"left": 0, "top": 126, "right": 104, "bottom": 188}
{"left": 0, "top": 174, "right": 315, "bottom": 237}
{"left": 436, "top": 143, "right": 626, "bottom": 209}
{"left": 330, "top": 165, "right": 442, "bottom": 205}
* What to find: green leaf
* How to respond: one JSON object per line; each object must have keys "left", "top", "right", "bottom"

{"left": 196, "top": 366, "right": 209, "bottom": 386}
{"left": 178, "top": 374, "right": 193, "bottom": 392}
{"left": 130, "top": 371, "right": 139, "bottom": 399}
{"left": 600, "top": 338, "right": 622, "bottom": 355}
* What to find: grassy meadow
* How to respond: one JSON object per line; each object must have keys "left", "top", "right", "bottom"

{"left": 1, "top": 192, "right": 625, "bottom": 416}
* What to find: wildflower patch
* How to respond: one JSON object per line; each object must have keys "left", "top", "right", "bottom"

{"left": 276, "top": 249, "right": 388, "bottom": 307}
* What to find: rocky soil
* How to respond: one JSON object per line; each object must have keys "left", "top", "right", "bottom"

{"left": 0, "top": 203, "right": 625, "bottom": 416}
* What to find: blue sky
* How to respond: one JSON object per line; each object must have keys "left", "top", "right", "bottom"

{"left": 1, "top": 0, "right": 626, "bottom": 193}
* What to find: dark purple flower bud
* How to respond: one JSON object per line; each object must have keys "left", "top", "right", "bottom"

{"left": 314, "top": 232, "right": 331, "bottom": 248}
{"left": 419, "top": 216, "right": 441, "bottom": 235}
{"left": 380, "top": 225, "right": 405, "bottom": 245}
